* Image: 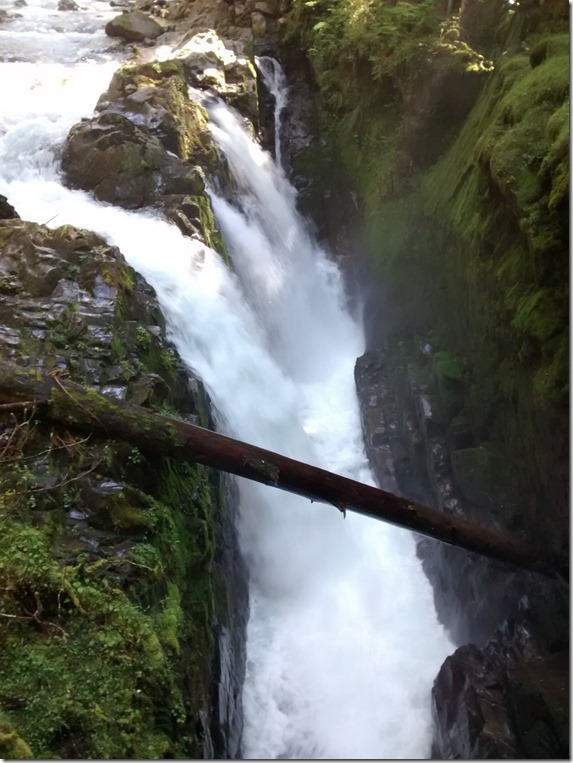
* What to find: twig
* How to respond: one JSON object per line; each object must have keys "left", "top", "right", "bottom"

{"left": 28, "top": 458, "right": 102, "bottom": 493}
{"left": 0, "top": 434, "right": 91, "bottom": 465}
{"left": 0, "top": 401, "right": 36, "bottom": 412}
{"left": 0, "top": 611, "right": 68, "bottom": 639}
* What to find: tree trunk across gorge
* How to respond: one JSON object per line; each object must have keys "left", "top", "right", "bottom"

{"left": 0, "top": 359, "right": 566, "bottom": 579}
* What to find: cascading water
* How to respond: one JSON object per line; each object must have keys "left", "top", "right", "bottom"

{"left": 0, "top": 5, "right": 453, "bottom": 757}
{"left": 199, "top": 86, "right": 454, "bottom": 759}
{"left": 254, "top": 56, "right": 287, "bottom": 168}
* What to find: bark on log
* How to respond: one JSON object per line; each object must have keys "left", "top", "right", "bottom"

{"left": 0, "top": 359, "right": 566, "bottom": 579}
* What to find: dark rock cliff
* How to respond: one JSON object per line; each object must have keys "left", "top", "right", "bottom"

{"left": 276, "top": 0, "right": 569, "bottom": 756}
{"left": 0, "top": 13, "right": 261, "bottom": 757}
{"left": 354, "top": 347, "right": 568, "bottom": 758}
{"left": 0, "top": 211, "right": 247, "bottom": 757}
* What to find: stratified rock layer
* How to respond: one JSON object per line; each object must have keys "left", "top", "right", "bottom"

{"left": 354, "top": 346, "right": 569, "bottom": 759}
{"left": 0, "top": 205, "right": 247, "bottom": 759}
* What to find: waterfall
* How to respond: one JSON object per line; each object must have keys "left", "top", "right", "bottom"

{"left": 196, "top": 84, "right": 454, "bottom": 758}
{"left": 255, "top": 56, "right": 288, "bottom": 168}
{"left": 0, "top": 10, "right": 453, "bottom": 759}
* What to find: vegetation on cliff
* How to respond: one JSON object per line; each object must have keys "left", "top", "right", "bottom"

{"left": 0, "top": 220, "right": 222, "bottom": 758}
{"left": 282, "top": 0, "right": 569, "bottom": 545}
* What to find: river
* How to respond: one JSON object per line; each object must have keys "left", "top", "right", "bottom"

{"left": 0, "top": 0, "right": 453, "bottom": 757}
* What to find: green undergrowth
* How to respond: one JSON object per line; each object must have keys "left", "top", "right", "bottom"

{"left": 0, "top": 228, "right": 222, "bottom": 757}
{"left": 284, "top": 0, "right": 439, "bottom": 107}
{"left": 283, "top": 0, "right": 492, "bottom": 212}
{"left": 285, "top": 0, "right": 568, "bottom": 540}
{"left": 363, "top": 32, "right": 567, "bottom": 532}
{"left": 0, "top": 414, "right": 217, "bottom": 758}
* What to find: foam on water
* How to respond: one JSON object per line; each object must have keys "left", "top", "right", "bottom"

{"left": 0, "top": 10, "right": 454, "bottom": 757}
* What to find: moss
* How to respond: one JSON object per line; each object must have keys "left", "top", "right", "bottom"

{"left": 186, "top": 194, "right": 230, "bottom": 264}
{"left": 0, "top": 515, "right": 169, "bottom": 757}
{"left": 108, "top": 61, "right": 218, "bottom": 169}
{"left": 0, "top": 227, "right": 15, "bottom": 247}
{"left": 0, "top": 418, "right": 218, "bottom": 758}
{"left": 0, "top": 718, "right": 33, "bottom": 759}
{"left": 291, "top": 0, "right": 568, "bottom": 538}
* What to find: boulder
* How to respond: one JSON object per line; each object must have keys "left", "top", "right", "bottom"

{"left": 96, "top": 60, "right": 218, "bottom": 167}
{"left": 61, "top": 111, "right": 204, "bottom": 208}
{"left": 433, "top": 601, "right": 569, "bottom": 759}
{"left": 164, "top": 30, "right": 259, "bottom": 125}
{"left": 105, "top": 9, "right": 165, "bottom": 41}
{"left": 0, "top": 194, "right": 18, "bottom": 219}
{"left": 58, "top": 0, "right": 80, "bottom": 10}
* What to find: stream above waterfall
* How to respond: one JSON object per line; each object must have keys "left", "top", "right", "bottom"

{"left": 0, "top": 3, "right": 454, "bottom": 757}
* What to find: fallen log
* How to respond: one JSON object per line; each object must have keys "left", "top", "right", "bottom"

{"left": 0, "top": 359, "right": 566, "bottom": 578}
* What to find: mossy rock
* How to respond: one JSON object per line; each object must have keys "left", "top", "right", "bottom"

{"left": 0, "top": 717, "right": 33, "bottom": 759}
{"left": 61, "top": 112, "right": 204, "bottom": 209}
{"left": 97, "top": 61, "right": 219, "bottom": 169}
{"left": 432, "top": 350, "right": 464, "bottom": 382}
{"left": 450, "top": 446, "right": 495, "bottom": 508}
{"left": 0, "top": 216, "right": 223, "bottom": 757}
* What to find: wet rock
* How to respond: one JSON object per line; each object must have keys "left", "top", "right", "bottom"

{"left": 433, "top": 599, "right": 569, "bottom": 759}
{"left": 162, "top": 194, "right": 206, "bottom": 239}
{"left": 433, "top": 642, "right": 517, "bottom": 758}
{"left": 61, "top": 111, "right": 204, "bottom": 208}
{"left": 0, "top": 219, "right": 191, "bottom": 399}
{"left": 126, "top": 371, "right": 169, "bottom": 406}
{"left": 58, "top": 0, "right": 80, "bottom": 10}
{"left": 354, "top": 346, "right": 527, "bottom": 646}
{"left": 0, "top": 195, "right": 19, "bottom": 219}
{"left": 0, "top": 214, "right": 248, "bottom": 757}
{"left": 250, "top": 10, "right": 266, "bottom": 36}
{"left": 105, "top": 9, "right": 165, "bottom": 41}
{"left": 96, "top": 60, "right": 218, "bottom": 166}
{"left": 0, "top": 8, "right": 21, "bottom": 21}
{"left": 161, "top": 30, "right": 259, "bottom": 125}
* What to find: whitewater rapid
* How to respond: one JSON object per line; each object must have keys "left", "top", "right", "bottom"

{"left": 0, "top": 2, "right": 453, "bottom": 757}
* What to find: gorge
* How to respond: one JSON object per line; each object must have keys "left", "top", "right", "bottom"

{"left": 0, "top": 0, "right": 568, "bottom": 758}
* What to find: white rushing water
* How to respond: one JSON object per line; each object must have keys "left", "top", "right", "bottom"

{"left": 255, "top": 55, "right": 287, "bottom": 168}
{"left": 0, "top": 3, "right": 453, "bottom": 757}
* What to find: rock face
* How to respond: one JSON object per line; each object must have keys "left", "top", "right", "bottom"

{"left": 55, "top": 28, "right": 278, "bottom": 756}
{"left": 0, "top": 194, "right": 18, "bottom": 219}
{"left": 354, "top": 347, "right": 569, "bottom": 758}
{"left": 105, "top": 10, "right": 165, "bottom": 41}
{"left": 433, "top": 603, "right": 569, "bottom": 759}
{"left": 62, "top": 111, "right": 205, "bottom": 208}
{"left": 354, "top": 349, "right": 526, "bottom": 645}
{"left": 0, "top": 212, "right": 250, "bottom": 757}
